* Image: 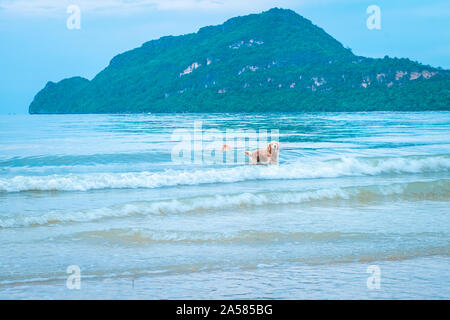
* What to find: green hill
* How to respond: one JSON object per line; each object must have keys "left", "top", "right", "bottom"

{"left": 29, "top": 8, "right": 450, "bottom": 113}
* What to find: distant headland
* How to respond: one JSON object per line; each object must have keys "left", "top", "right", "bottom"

{"left": 29, "top": 8, "right": 450, "bottom": 113}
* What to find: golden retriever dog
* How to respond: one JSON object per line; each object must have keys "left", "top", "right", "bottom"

{"left": 245, "top": 141, "right": 279, "bottom": 165}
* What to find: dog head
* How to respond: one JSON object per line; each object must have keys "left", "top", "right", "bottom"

{"left": 267, "top": 141, "right": 279, "bottom": 155}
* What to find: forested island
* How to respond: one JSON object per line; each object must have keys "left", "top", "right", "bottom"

{"left": 29, "top": 8, "right": 450, "bottom": 113}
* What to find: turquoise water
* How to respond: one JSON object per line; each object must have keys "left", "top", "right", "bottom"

{"left": 0, "top": 112, "right": 449, "bottom": 299}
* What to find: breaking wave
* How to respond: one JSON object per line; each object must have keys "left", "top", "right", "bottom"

{"left": 1, "top": 179, "right": 448, "bottom": 228}
{"left": 1, "top": 155, "right": 450, "bottom": 193}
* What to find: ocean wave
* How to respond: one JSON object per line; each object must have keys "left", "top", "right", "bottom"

{"left": 0, "top": 152, "right": 169, "bottom": 168}
{"left": 67, "top": 229, "right": 449, "bottom": 247}
{"left": 1, "top": 179, "right": 449, "bottom": 228}
{"left": 69, "top": 229, "right": 370, "bottom": 245}
{"left": 1, "top": 155, "right": 450, "bottom": 193}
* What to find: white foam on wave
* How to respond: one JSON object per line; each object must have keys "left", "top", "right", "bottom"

{"left": 1, "top": 179, "right": 448, "bottom": 228}
{"left": 0, "top": 155, "right": 449, "bottom": 193}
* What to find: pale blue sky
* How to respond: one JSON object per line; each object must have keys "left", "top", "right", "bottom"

{"left": 0, "top": 0, "right": 449, "bottom": 114}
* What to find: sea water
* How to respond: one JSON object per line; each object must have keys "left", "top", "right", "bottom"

{"left": 0, "top": 112, "right": 449, "bottom": 299}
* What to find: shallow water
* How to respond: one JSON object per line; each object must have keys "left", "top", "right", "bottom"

{"left": 0, "top": 112, "right": 449, "bottom": 299}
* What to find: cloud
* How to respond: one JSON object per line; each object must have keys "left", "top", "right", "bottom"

{"left": 0, "top": 0, "right": 301, "bottom": 16}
